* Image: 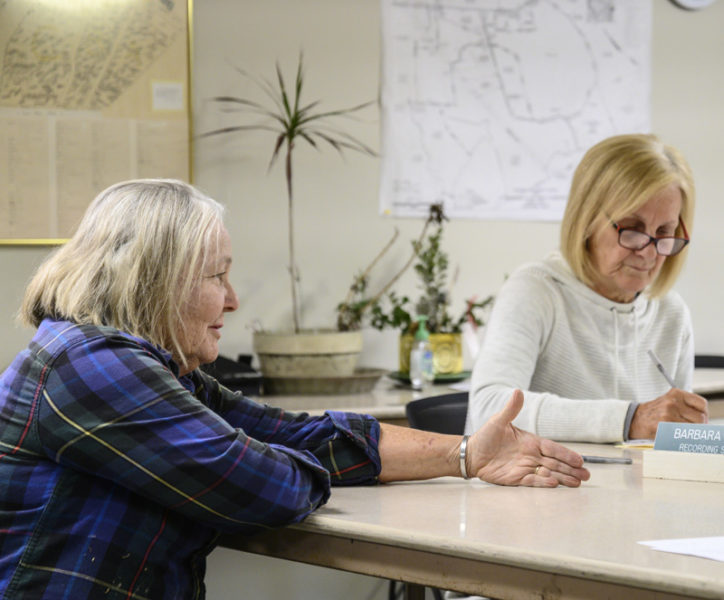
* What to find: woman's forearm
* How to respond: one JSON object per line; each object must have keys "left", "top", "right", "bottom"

{"left": 375, "top": 391, "right": 590, "bottom": 488}
{"left": 377, "top": 423, "right": 462, "bottom": 482}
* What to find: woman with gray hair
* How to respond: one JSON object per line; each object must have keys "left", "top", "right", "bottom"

{"left": 0, "top": 179, "right": 588, "bottom": 599}
{"left": 466, "top": 133, "right": 708, "bottom": 443}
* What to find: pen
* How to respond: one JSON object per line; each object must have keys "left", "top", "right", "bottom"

{"left": 647, "top": 349, "right": 676, "bottom": 388}
{"left": 581, "top": 455, "right": 632, "bottom": 464}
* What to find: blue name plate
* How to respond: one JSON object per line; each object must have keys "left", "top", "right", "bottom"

{"left": 653, "top": 422, "right": 724, "bottom": 454}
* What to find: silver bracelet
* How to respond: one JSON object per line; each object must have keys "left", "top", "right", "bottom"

{"left": 459, "top": 435, "right": 471, "bottom": 479}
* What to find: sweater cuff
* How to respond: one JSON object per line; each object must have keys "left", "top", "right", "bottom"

{"left": 535, "top": 399, "right": 631, "bottom": 443}
{"left": 623, "top": 402, "right": 638, "bottom": 440}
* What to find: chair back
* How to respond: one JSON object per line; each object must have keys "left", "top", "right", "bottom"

{"left": 405, "top": 391, "right": 468, "bottom": 435}
{"left": 694, "top": 355, "right": 724, "bottom": 369}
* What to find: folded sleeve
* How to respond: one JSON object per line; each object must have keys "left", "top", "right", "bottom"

{"left": 203, "top": 373, "right": 382, "bottom": 485}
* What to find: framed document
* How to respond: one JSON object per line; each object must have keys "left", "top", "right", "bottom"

{"left": 0, "top": 0, "right": 192, "bottom": 244}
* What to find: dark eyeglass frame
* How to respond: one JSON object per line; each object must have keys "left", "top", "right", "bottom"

{"left": 610, "top": 217, "right": 690, "bottom": 257}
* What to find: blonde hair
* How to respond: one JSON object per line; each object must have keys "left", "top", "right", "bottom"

{"left": 560, "top": 134, "right": 694, "bottom": 298}
{"left": 21, "top": 179, "right": 225, "bottom": 362}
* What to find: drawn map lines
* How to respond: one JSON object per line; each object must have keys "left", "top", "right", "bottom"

{"left": 380, "top": 0, "right": 652, "bottom": 221}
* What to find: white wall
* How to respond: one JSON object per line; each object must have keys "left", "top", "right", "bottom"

{"left": 204, "top": 549, "right": 390, "bottom": 600}
{"left": 651, "top": 1, "right": 724, "bottom": 361}
{"left": 2, "top": 2, "right": 723, "bottom": 371}
{"left": 189, "top": 0, "right": 724, "bottom": 373}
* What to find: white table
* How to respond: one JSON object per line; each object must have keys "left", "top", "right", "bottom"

{"left": 220, "top": 442, "right": 724, "bottom": 599}
{"left": 259, "top": 376, "right": 444, "bottom": 425}
{"left": 693, "top": 368, "right": 724, "bottom": 401}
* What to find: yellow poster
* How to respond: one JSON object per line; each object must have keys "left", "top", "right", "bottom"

{"left": 0, "top": 0, "right": 190, "bottom": 242}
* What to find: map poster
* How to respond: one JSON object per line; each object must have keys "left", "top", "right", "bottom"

{"left": 379, "top": 0, "right": 652, "bottom": 221}
{"left": 0, "top": 0, "right": 190, "bottom": 243}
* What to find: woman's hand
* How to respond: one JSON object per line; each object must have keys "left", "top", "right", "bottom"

{"left": 468, "top": 390, "right": 590, "bottom": 487}
{"left": 629, "top": 389, "right": 708, "bottom": 440}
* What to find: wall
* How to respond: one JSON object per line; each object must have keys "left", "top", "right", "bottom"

{"left": 2, "top": 1, "right": 723, "bottom": 370}
{"left": 190, "top": 0, "right": 724, "bottom": 372}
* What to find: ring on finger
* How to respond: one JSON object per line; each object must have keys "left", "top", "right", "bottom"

{"left": 534, "top": 465, "right": 542, "bottom": 475}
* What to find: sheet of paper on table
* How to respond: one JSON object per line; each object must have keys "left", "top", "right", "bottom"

{"left": 638, "top": 537, "right": 724, "bottom": 562}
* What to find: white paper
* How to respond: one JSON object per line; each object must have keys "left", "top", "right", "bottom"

{"left": 380, "top": 0, "right": 652, "bottom": 221}
{"left": 152, "top": 82, "right": 185, "bottom": 111}
{"left": 638, "top": 537, "right": 724, "bottom": 562}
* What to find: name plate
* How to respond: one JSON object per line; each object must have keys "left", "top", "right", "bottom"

{"left": 653, "top": 422, "right": 724, "bottom": 454}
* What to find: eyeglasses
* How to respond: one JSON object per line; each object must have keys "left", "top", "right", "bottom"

{"left": 611, "top": 217, "right": 690, "bottom": 257}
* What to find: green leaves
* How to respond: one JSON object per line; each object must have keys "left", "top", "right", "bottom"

{"left": 199, "top": 53, "right": 376, "bottom": 333}
{"left": 367, "top": 204, "right": 494, "bottom": 334}
{"left": 200, "top": 53, "right": 376, "bottom": 169}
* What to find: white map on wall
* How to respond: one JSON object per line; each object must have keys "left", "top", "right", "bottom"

{"left": 379, "top": 0, "right": 652, "bottom": 221}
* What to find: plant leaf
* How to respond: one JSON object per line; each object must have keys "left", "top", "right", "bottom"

{"left": 268, "top": 133, "right": 287, "bottom": 170}
{"left": 197, "top": 124, "right": 280, "bottom": 138}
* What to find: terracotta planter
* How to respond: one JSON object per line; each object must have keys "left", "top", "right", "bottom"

{"left": 253, "top": 329, "right": 363, "bottom": 377}
{"left": 398, "top": 332, "right": 463, "bottom": 375}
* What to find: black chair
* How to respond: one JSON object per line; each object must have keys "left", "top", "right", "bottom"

{"left": 405, "top": 391, "right": 468, "bottom": 435}
{"left": 694, "top": 354, "right": 724, "bottom": 369}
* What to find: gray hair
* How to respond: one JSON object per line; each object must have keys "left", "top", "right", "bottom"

{"left": 21, "top": 179, "right": 225, "bottom": 362}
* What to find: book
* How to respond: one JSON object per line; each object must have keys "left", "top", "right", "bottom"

{"left": 642, "top": 422, "right": 724, "bottom": 484}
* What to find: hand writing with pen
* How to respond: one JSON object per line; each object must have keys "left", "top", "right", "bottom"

{"left": 630, "top": 350, "right": 710, "bottom": 440}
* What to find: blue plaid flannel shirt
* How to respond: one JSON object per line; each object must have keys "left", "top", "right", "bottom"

{"left": 0, "top": 319, "right": 381, "bottom": 599}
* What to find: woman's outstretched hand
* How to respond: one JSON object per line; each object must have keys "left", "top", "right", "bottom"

{"left": 468, "top": 390, "right": 590, "bottom": 487}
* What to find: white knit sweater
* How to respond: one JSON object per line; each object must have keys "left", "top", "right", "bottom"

{"left": 465, "top": 251, "right": 694, "bottom": 443}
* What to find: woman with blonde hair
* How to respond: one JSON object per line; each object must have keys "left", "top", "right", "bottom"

{"left": 0, "top": 179, "right": 588, "bottom": 599}
{"left": 466, "top": 134, "right": 708, "bottom": 442}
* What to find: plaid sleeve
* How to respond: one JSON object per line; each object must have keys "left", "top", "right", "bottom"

{"left": 310, "top": 411, "right": 382, "bottom": 486}
{"left": 202, "top": 373, "right": 382, "bottom": 485}
{"left": 37, "top": 335, "right": 333, "bottom": 533}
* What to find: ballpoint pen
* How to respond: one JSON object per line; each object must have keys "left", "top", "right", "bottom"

{"left": 581, "top": 455, "right": 632, "bottom": 464}
{"left": 647, "top": 349, "right": 676, "bottom": 388}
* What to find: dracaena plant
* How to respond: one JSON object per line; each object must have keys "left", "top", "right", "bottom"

{"left": 200, "top": 54, "right": 375, "bottom": 333}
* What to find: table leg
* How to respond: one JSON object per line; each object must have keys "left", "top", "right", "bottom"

{"left": 404, "top": 582, "right": 426, "bottom": 600}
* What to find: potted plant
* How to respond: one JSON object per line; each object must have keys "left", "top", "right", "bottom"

{"left": 200, "top": 55, "right": 380, "bottom": 381}
{"left": 362, "top": 204, "right": 494, "bottom": 376}
{"left": 335, "top": 207, "right": 442, "bottom": 332}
